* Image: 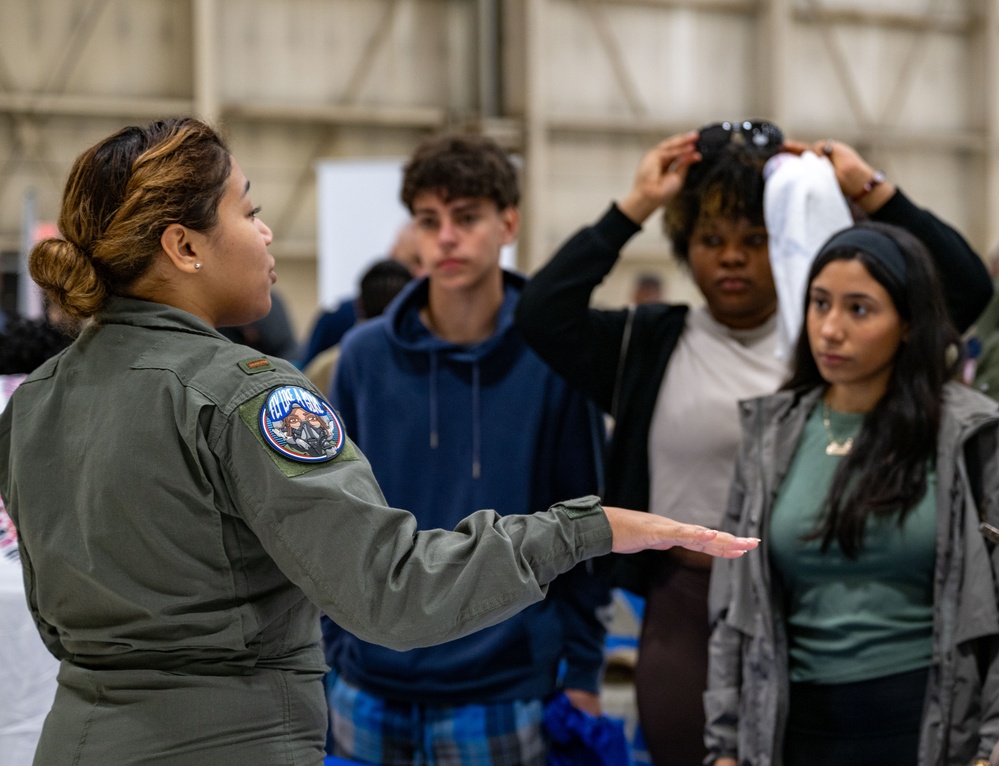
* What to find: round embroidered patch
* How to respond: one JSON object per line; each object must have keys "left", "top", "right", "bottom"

{"left": 259, "top": 385, "right": 345, "bottom": 462}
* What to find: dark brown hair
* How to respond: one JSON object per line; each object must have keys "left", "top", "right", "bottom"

{"left": 30, "top": 118, "right": 231, "bottom": 320}
{"left": 401, "top": 133, "right": 519, "bottom": 213}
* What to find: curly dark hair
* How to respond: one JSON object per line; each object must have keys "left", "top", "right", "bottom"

{"left": 663, "top": 145, "right": 771, "bottom": 263}
{"left": 401, "top": 133, "right": 519, "bottom": 213}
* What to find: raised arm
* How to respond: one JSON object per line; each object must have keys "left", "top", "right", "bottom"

{"left": 515, "top": 133, "right": 700, "bottom": 411}
{"left": 218, "top": 387, "right": 757, "bottom": 654}
{"left": 789, "top": 139, "right": 992, "bottom": 331}
{"left": 870, "top": 189, "right": 990, "bottom": 332}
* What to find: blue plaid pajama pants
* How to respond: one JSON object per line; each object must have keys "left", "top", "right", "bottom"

{"left": 327, "top": 674, "right": 547, "bottom": 765}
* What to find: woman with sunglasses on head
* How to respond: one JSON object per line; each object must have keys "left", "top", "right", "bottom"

{"left": 515, "top": 124, "right": 992, "bottom": 765}
{"left": 0, "top": 118, "right": 762, "bottom": 766}
{"left": 706, "top": 222, "right": 999, "bottom": 766}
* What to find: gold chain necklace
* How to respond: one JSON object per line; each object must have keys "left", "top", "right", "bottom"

{"left": 822, "top": 403, "right": 853, "bottom": 456}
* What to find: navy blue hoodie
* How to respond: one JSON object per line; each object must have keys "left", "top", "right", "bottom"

{"left": 326, "top": 271, "right": 609, "bottom": 704}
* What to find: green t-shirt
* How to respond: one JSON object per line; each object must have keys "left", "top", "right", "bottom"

{"left": 769, "top": 405, "right": 936, "bottom": 684}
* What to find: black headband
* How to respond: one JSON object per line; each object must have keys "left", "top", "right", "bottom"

{"left": 817, "top": 227, "right": 908, "bottom": 286}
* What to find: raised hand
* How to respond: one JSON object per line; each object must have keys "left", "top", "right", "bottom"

{"left": 618, "top": 132, "right": 701, "bottom": 225}
{"left": 783, "top": 138, "right": 895, "bottom": 213}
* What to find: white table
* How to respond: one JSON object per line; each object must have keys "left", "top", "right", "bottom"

{"left": 0, "top": 559, "right": 58, "bottom": 765}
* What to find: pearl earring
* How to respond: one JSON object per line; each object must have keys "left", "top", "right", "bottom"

{"left": 194, "top": 263, "right": 202, "bottom": 270}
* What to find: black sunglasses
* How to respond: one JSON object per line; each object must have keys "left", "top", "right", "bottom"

{"left": 696, "top": 120, "right": 784, "bottom": 154}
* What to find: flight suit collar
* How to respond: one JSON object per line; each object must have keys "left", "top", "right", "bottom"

{"left": 99, "top": 297, "right": 230, "bottom": 340}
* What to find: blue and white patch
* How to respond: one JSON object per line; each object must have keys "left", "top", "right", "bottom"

{"left": 259, "top": 385, "right": 345, "bottom": 463}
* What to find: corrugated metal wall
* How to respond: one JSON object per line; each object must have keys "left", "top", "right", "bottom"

{"left": 1, "top": 0, "right": 996, "bottom": 333}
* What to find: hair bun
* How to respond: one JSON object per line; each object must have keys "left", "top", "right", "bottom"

{"left": 29, "top": 238, "right": 108, "bottom": 320}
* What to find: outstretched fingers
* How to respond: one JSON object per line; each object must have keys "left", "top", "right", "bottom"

{"left": 691, "top": 530, "right": 761, "bottom": 558}
{"left": 666, "top": 525, "right": 759, "bottom": 558}
{"left": 604, "top": 506, "right": 759, "bottom": 556}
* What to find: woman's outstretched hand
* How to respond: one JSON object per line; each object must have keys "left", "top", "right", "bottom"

{"left": 603, "top": 506, "right": 759, "bottom": 557}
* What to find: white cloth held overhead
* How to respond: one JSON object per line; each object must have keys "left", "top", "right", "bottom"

{"left": 763, "top": 151, "right": 853, "bottom": 360}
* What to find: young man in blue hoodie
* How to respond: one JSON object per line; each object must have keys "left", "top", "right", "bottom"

{"left": 324, "top": 133, "right": 610, "bottom": 765}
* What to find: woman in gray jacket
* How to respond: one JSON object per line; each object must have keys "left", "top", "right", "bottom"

{"left": 706, "top": 221, "right": 999, "bottom": 766}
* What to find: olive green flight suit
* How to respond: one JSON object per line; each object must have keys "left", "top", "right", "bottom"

{"left": 0, "top": 297, "right": 611, "bottom": 765}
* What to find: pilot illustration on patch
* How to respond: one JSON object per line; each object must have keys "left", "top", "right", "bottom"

{"left": 259, "top": 385, "right": 345, "bottom": 462}
{"left": 282, "top": 406, "right": 335, "bottom": 457}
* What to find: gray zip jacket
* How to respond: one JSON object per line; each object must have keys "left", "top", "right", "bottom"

{"left": 705, "top": 383, "right": 999, "bottom": 766}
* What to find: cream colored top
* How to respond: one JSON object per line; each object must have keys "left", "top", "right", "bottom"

{"left": 648, "top": 306, "right": 786, "bottom": 527}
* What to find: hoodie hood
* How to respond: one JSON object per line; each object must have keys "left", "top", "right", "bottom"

{"left": 377, "top": 269, "right": 528, "bottom": 477}
{"left": 382, "top": 270, "right": 527, "bottom": 362}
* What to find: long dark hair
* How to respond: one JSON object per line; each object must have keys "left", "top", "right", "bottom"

{"left": 782, "top": 221, "right": 960, "bottom": 557}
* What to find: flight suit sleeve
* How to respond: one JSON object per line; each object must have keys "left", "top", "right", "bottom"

{"left": 214, "top": 389, "right": 614, "bottom": 653}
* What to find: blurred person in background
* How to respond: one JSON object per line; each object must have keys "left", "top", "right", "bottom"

{"left": 0, "top": 312, "right": 75, "bottom": 376}
{"left": 302, "top": 257, "right": 412, "bottom": 393}
{"left": 631, "top": 272, "right": 664, "bottom": 305}
{"left": 218, "top": 287, "right": 300, "bottom": 361}
{"left": 299, "top": 221, "right": 423, "bottom": 369}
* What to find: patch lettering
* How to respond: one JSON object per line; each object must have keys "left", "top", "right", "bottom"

{"left": 259, "top": 385, "right": 345, "bottom": 462}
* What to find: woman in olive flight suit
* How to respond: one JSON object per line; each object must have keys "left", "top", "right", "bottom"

{"left": 0, "top": 118, "right": 758, "bottom": 765}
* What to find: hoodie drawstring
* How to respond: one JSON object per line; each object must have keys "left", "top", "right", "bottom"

{"left": 429, "top": 352, "right": 439, "bottom": 449}
{"left": 427, "top": 352, "right": 482, "bottom": 480}
{"left": 472, "top": 362, "right": 481, "bottom": 479}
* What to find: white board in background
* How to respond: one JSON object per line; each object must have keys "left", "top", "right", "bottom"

{"left": 316, "top": 158, "right": 517, "bottom": 310}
